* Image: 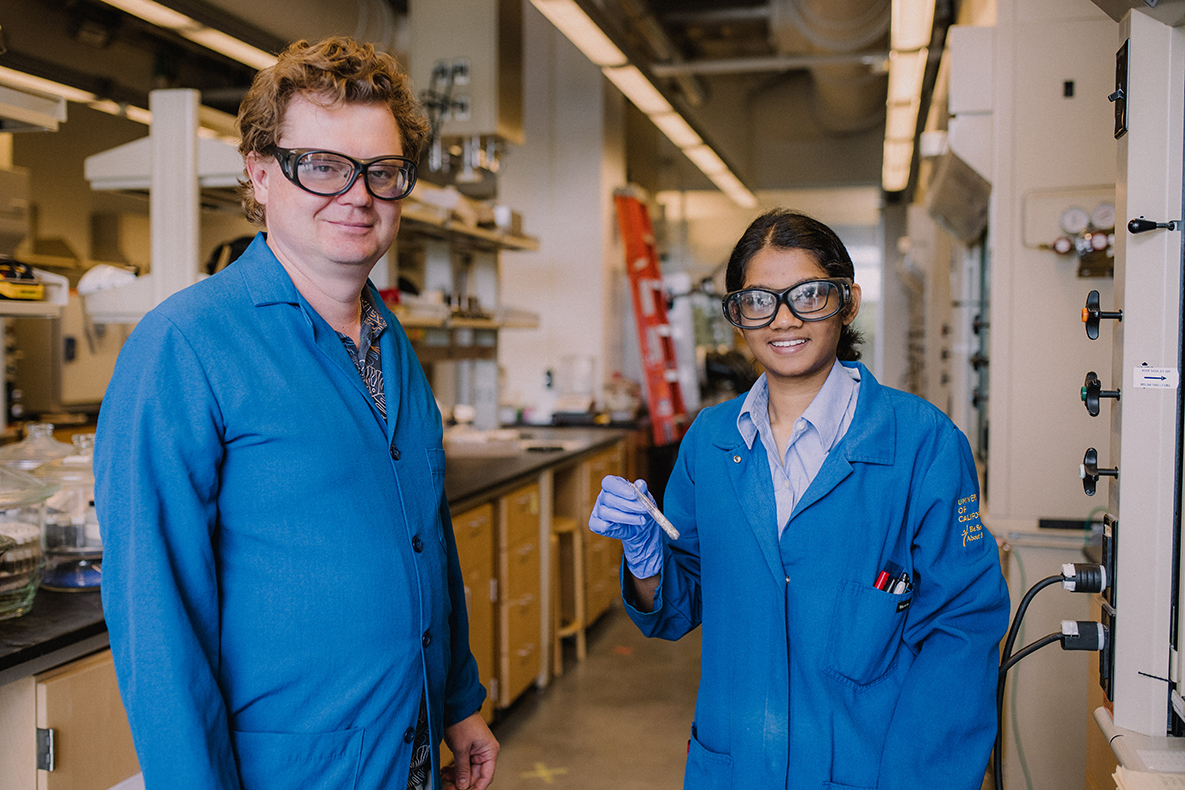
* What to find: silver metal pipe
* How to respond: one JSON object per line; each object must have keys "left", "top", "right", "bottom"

{"left": 650, "top": 51, "right": 888, "bottom": 77}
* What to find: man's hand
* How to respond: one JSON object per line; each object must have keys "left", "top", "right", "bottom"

{"left": 442, "top": 711, "right": 498, "bottom": 790}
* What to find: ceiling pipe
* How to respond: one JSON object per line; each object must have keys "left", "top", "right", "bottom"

{"left": 650, "top": 51, "right": 888, "bottom": 77}
{"left": 613, "top": 0, "right": 705, "bottom": 106}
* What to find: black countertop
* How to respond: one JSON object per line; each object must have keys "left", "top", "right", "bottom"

{"left": 0, "top": 426, "right": 628, "bottom": 679}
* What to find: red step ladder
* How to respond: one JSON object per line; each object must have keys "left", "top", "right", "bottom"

{"left": 614, "top": 192, "right": 687, "bottom": 446}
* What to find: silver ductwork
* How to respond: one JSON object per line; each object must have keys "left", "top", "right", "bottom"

{"left": 769, "top": 0, "right": 890, "bottom": 134}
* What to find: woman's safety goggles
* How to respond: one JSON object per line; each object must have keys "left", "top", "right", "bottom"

{"left": 266, "top": 146, "right": 418, "bottom": 201}
{"left": 722, "top": 277, "right": 853, "bottom": 329}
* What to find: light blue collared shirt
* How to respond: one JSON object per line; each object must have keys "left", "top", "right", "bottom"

{"left": 737, "top": 360, "right": 861, "bottom": 537}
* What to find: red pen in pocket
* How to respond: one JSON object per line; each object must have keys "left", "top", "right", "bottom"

{"left": 874, "top": 570, "right": 891, "bottom": 591}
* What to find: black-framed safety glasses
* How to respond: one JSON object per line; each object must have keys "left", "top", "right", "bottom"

{"left": 266, "top": 146, "right": 418, "bottom": 201}
{"left": 722, "top": 277, "right": 853, "bottom": 329}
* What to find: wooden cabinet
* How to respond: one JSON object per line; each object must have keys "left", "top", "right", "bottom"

{"left": 451, "top": 503, "right": 496, "bottom": 723}
{"left": 0, "top": 649, "right": 140, "bottom": 790}
{"left": 496, "top": 482, "right": 541, "bottom": 707}
{"left": 581, "top": 447, "right": 624, "bottom": 625}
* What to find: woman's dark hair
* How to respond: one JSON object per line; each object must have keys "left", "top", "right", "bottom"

{"left": 724, "top": 208, "right": 863, "bottom": 361}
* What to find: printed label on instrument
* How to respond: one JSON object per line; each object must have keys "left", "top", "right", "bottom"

{"left": 1133, "top": 367, "right": 1179, "bottom": 390}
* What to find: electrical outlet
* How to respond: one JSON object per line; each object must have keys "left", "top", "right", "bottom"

{"left": 452, "top": 95, "right": 471, "bottom": 122}
{"left": 452, "top": 57, "right": 470, "bottom": 86}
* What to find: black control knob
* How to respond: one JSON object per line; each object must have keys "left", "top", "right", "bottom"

{"left": 1082, "top": 290, "right": 1122, "bottom": 340}
{"left": 1080, "top": 447, "right": 1118, "bottom": 496}
{"left": 1127, "top": 216, "right": 1179, "bottom": 234}
{"left": 1081, "top": 371, "right": 1121, "bottom": 417}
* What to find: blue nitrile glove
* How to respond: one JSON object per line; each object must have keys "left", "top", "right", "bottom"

{"left": 589, "top": 475, "right": 663, "bottom": 579}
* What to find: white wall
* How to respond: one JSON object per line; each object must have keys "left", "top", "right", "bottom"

{"left": 496, "top": 2, "right": 626, "bottom": 420}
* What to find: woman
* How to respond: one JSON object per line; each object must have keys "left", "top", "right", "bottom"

{"left": 590, "top": 209, "right": 1008, "bottom": 790}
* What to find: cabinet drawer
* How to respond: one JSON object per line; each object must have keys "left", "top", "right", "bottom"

{"left": 502, "top": 538, "right": 540, "bottom": 601}
{"left": 501, "top": 483, "right": 540, "bottom": 548}
{"left": 460, "top": 576, "right": 496, "bottom": 723}
{"left": 453, "top": 503, "right": 494, "bottom": 576}
{"left": 501, "top": 591, "right": 541, "bottom": 703}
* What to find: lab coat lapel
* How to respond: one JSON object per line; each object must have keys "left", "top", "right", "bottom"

{"left": 788, "top": 363, "right": 895, "bottom": 522}
{"left": 719, "top": 436, "right": 786, "bottom": 587}
{"left": 238, "top": 234, "right": 386, "bottom": 429}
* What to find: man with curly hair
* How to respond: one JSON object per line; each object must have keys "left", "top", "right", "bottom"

{"left": 96, "top": 37, "right": 498, "bottom": 790}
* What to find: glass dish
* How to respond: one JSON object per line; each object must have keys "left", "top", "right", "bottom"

{"left": 0, "top": 466, "right": 59, "bottom": 619}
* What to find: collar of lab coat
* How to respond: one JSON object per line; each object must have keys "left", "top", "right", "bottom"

{"left": 233, "top": 232, "right": 400, "bottom": 438}
{"left": 711, "top": 361, "right": 896, "bottom": 587}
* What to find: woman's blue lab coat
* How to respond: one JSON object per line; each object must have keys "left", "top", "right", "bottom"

{"left": 95, "top": 234, "right": 484, "bottom": 790}
{"left": 627, "top": 363, "right": 1008, "bottom": 790}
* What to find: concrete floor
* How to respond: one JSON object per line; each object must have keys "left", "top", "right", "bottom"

{"left": 490, "top": 606, "right": 702, "bottom": 789}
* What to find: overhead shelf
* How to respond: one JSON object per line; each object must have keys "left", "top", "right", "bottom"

{"left": 0, "top": 85, "right": 67, "bottom": 133}
{"left": 401, "top": 204, "right": 539, "bottom": 252}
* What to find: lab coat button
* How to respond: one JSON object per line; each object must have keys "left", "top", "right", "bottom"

{"left": 403, "top": 727, "right": 416, "bottom": 743}
{"left": 422, "top": 631, "right": 432, "bottom": 648}
{"left": 390, "top": 445, "right": 401, "bottom": 460}
{"left": 733, "top": 455, "right": 741, "bottom": 463}
{"left": 412, "top": 536, "right": 424, "bottom": 553}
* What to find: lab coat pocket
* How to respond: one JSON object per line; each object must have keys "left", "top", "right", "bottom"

{"left": 231, "top": 727, "right": 363, "bottom": 790}
{"left": 823, "top": 580, "right": 909, "bottom": 690}
{"left": 427, "top": 447, "right": 447, "bottom": 547}
{"left": 684, "top": 726, "right": 732, "bottom": 789}
{"left": 822, "top": 783, "right": 876, "bottom": 790}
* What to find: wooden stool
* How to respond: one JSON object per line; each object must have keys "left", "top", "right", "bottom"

{"left": 550, "top": 515, "right": 585, "bottom": 676}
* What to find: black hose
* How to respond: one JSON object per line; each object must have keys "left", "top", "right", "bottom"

{"left": 993, "top": 575, "right": 1062, "bottom": 790}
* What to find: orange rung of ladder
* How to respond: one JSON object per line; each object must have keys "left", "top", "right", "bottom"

{"left": 614, "top": 193, "right": 687, "bottom": 446}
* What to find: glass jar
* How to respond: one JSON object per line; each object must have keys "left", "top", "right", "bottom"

{"left": 33, "top": 434, "right": 101, "bottom": 591}
{"left": 0, "top": 422, "right": 74, "bottom": 470}
{"left": 0, "top": 466, "right": 59, "bottom": 619}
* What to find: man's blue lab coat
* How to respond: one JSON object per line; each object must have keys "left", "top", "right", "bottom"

{"left": 626, "top": 363, "right": 1008, "bottom": 790}
{"left": 95, "top": 234, "right": 484, "bottom": 790}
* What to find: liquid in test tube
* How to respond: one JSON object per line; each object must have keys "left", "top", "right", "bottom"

{"left": 629, "top": 479, "right": 680, "bottom": 540}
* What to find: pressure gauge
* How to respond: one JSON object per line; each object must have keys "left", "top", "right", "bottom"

{"left": 1060, "top": 206, "right": 1090, "bottom": 235}
{"left": 1091, "top": 202, "right": 1116, "bottom": 231}
{"left": 1053, "top": 237, "right": 1074, "bottom": 254}
{"left": 1089, "top": 231, "right": 1109, "bottom": 251}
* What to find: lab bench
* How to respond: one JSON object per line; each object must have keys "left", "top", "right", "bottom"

{"left": 0, "top": 426, "right": 632, "bottom": 790}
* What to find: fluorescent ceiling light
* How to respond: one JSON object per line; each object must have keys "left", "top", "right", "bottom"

{"left": 532, "top": 0, "right": 756, "bottom": 208}
{"left": 705, "top": 169, "right": 757, "bottom": 209}
{"left": 650, "top": 111, "right": 701, "bottom": 148}
{"left": 885, "top": 100, "right": 919, "bottom": 140}
{"left": 682, "top": 144, "right": 728, "bottom": 176}
{"left": 891, "top": 0, "right": 936, "bottom": 51}
{"left": 602, "top": 65, "right": 673, "bottom": 115}
{"left": 529, "top": 0, "right": 627, "bottom": 67}
{"left": 887, "top": 49, "right": 927, "bottom": 103}
{"left": 882, "top": 139, "right": 914, "bottom": 192}
{"left": 95, "top": 0, "right": 277, "bottom": 70}
{"left": 0, "top": 66, "right": 95, "bottom": 103}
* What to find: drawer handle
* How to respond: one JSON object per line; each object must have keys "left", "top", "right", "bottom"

{"left": 515, "top": 543, "right": 535, "bottom": 556}
{"left": 516, "top": 593, "right": 536, "bottom": 607}
{"left": 516, "top": 643, "right": 536, "bottom": 657}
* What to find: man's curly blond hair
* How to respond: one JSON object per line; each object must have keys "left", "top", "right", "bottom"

{"left": 236, "top": 37, "right": 430, "bottom": 227}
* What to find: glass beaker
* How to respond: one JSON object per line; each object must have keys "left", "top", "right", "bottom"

{"left": 34, "top": 434, "right": 101, "bottom": 591}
